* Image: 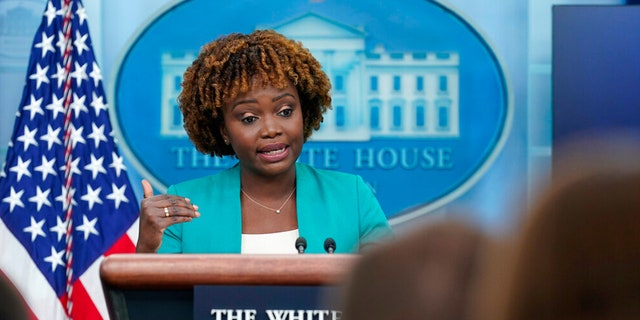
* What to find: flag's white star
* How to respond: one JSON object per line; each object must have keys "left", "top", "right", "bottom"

{"left": 70, "top": 61, "right": 88, "bottom": 87}
{"left": 68, "top": 124, "right": 86, "bottom": 148}
{"left": 84, "top": 154, "right": 107, "bottom": 179}
{"left": 40, "top": 125, "right": 62, "bottom": 151}
{"left": 23, "top": 95, "right": 44, "bottom": 120}
{"left": 106, "top": 183, "right": 129, "bottom": 209}
{"left": 16, "top": 125, "right": 38, "bottom": 151}
{"left": 87, "top": 123, "right": 107, "bottom": 148}
{"left": 90, "top": 92, "right": 107, "bottom": 115}
{"left": 109, "top": 152, "right": 127, "bottom": 177}
{"left": 43, "top": 1, "right": 57, "bottom": 26}
{"left": 76, "top": 215, "right": 99, "bottom": 241}
{"left": 49, "top": 216, "right": 68, "bottom": 242}
{"left": 34, "top": 155, "right": 57, "bottom": 180}
{"left": 70, "top": 93, "right": 88, "bottom": 118}
{"left": 55, "top": 186, "right": 77, "bottom": 211}
{"left": 9, "top": 156, "right": 32, "bottom": 182}
{"left": 28, "top": 63, "right": 50, "bottom": 89}
{"left": 74, "top": 31, "right": 89, "bottom": 55}
{"left": 45, "top": 93, "right": 65, "bottom": 118}
{"left": 55, "top": 31, "right": 68, "bottom": 56}
{"left": 55, "top": 4, "right": 65, "bottom": 16}
{"left": 2, "top": 187, "right": 25, "bottom": 213}
{"left": 43, "top": 246, "right": 65, "bottom": 272}
{"left": 51, "top": 63, "right": 66, "bottom": 88}
{"left": 89, "top": 62, "right": 102, "bottom": 87}
{"left": 0, "top": 162, "right": 6, "bottom": 179}
{"left": 59, "top": 157, "right": 81, "bottom": 176}
{"left": 80, "top": 185, "right": 103, "bottom": 210}
{"left": 34, "top": 31, "right": 55, "bottom": 58}
{"left": 76, "top": 3, "right": 88, "bottom": 26}
{"left": 28, "top": 186, "right": 52, "bottom": 212}
{"left": 23, "top": 216, "right": 46, "bottom": 242}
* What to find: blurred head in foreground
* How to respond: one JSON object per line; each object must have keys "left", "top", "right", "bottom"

{"left": 476, "top": 131, "right": 640, "bottom": 320}
{"left": 340, "top": 218, "right": 487, "bottom": 320}
{"left": 0, "top": 271, "right": 29, "bottom": 320}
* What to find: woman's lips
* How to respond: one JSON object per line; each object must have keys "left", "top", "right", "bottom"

{"left": 258, "top": 144, "right": 289, "bottom": 162}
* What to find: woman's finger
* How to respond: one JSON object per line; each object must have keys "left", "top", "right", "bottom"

{"left": 141, "top": 179, "right": 154, "bottom": 199}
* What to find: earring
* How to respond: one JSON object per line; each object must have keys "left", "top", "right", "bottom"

{"left": 224, "top": 139, "right": 229, "bottom": 145}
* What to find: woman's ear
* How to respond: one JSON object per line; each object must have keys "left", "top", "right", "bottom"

{"left": 220, "top": 127, "right": 230, "bottom": 145}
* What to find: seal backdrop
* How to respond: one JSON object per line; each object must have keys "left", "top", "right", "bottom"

{"left": 110, "top": 0, "right": 512, "bottom": 224}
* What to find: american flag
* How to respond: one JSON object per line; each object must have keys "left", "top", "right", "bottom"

{"left": 0, "top": 0, "right": 139, "bottom": 319}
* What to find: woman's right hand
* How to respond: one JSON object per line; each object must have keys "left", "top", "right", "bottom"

{"left": 136, "top": 179, "right": 200, "bottom": 253}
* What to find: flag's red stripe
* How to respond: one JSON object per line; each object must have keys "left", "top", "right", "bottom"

{"left": 59, "top": 280, "right": 103, "bottom": 320}
{"left": 105, "top": 234, "right": 136, "bottom": 256}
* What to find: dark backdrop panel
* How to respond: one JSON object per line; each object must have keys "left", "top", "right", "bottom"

{"left": 552, "top": 5, "right": 640, "bottom": 158}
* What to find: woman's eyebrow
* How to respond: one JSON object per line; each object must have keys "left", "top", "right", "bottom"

{"left": 231, "top": 92, "right": 294, "bottom": 109}
{"left": 231, "top": 98, "right": 257, "bottom": 110}
{"left": 273, "top": 92, "right": 294, "bottom": 102}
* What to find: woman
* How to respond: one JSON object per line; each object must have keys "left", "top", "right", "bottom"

{"left": 136, "top": 30, "right": 393, "bottom": 254}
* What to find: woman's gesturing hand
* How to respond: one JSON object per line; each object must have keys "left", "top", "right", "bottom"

{"left": 136, "top": 179, "right": 200, "bottom": 253}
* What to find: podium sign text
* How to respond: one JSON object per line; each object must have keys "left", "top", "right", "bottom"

{"left": 194, "top": 285, "right": 342, "bottom": 320}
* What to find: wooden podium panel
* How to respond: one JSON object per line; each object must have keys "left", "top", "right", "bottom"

{"left": 100, "top": 254, "right": 357, "bottom": 320}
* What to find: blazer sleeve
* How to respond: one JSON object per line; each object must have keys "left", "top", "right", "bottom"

{"left": 355, "top": 175, "right": 394, "bottom": 247}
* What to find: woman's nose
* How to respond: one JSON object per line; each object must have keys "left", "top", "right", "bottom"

{"left": 260, "top": 115, "right": 282, "bottom": 138}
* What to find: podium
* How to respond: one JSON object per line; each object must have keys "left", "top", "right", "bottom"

{"left": 100, "top": 254, "right": 358, "bottom": 320}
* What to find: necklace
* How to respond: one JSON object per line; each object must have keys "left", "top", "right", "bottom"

{"left": 241, "top": 187, "right": 296, "bottom": 214}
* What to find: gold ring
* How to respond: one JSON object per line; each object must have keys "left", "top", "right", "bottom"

{"left": 164, "top": 207, "right": 170, "bottom": 217}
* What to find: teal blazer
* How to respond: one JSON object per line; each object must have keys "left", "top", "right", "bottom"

{"left": 158, "top": 163, "right": 393, "bottom": 253}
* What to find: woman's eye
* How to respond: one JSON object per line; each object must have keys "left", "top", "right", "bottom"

{"left": 242, "top": 116, "right": 257, "bottom": 124}
{"left": 279, "top": 108, "right": 293, "bottom": 117}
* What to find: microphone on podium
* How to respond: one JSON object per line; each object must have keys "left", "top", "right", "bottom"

{"left": 324, "top": 238, "right": 336, "bottom": 254}
{"left": 295, "top": 237, "right": 307, "bottom": 254}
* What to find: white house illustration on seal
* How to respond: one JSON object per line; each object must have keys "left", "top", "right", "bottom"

{"left": 160, "top": 12, "right": 460, "bottom": 141}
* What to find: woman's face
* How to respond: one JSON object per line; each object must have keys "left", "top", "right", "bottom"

{"left": 221, "top": 81, "right": 304, "bottom": 179}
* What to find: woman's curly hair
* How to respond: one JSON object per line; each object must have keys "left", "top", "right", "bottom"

{"left": 178, "top": 29, "right": 332, "bottom": 157}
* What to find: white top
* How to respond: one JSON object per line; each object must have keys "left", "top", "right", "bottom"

{"left": 241, "top": 229, "right": 300, "bottom": 254}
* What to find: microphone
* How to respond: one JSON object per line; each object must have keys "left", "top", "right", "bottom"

{"left": 295, "top": 237, "right": 307, "bottom": 254}
{"left": 324, "top": 238, "right": 336, "bottom": 254}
